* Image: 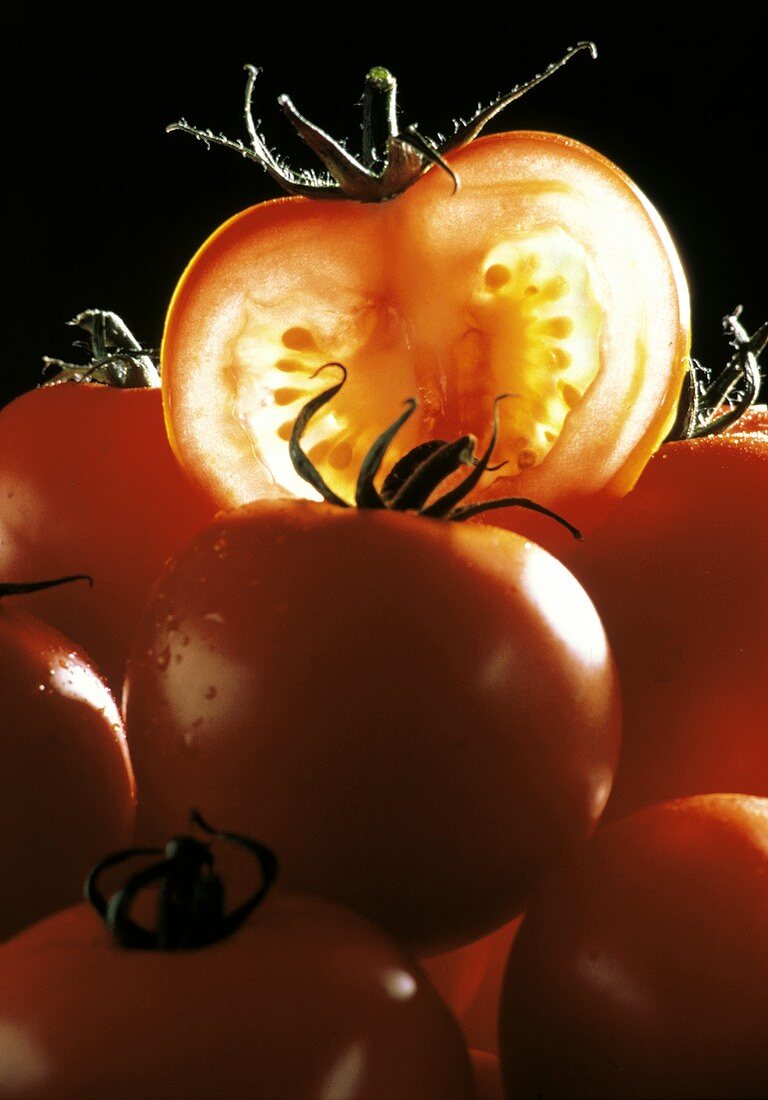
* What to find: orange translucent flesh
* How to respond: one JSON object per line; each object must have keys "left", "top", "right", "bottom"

{"left": 163, "top": 133, "right": 689, "bottom": 513}
{"left": 216, "top": 228, "right": 602, "bottom": 503}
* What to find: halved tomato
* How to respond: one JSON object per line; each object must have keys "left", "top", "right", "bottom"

{"left": 162, "top": 129, "right": 689, "bottom": 541}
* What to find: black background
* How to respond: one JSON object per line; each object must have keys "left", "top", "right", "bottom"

{"left": 3, "top": 6, "right": 765, "bottom": 408}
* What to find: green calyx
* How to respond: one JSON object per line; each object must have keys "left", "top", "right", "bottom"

{"left": 666, "top": 307, "right": 767, "bottom": 441}
{"left": 166, "top": 43, "right": 596, "bottom": 203}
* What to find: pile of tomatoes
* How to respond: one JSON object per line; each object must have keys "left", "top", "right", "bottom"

{"left": 1, "top": 48, "right": 767, "bottom": 1099}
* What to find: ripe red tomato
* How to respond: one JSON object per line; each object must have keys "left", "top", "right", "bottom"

{"left": 498, "top": 794, "right": 768, "bottom": 1099}
{"left": 0, "top": 382, "right": 217, "bottom": 692}
{"left": 562, "top": 413, "right": 768, "bottom": 820}
{"left": 124, "top": 499, "right": 620, "bottom": 954}
{"left": 0, "top": 889, "right": 474, "bottom": 1099}
{"left": 162, "top": 102, "right": 689, "bottom": 549}
{"left": 0, "top": 587, "right": 135, "bottom": 940}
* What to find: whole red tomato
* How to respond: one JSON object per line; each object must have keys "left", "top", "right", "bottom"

{"left": 0, "top": 829, "right": 473, "bottom": 1099}
{"left": 0, "top": 382, "right": 217, "bottom": 693}
{"left": 498, "top": 794, "right": 768, "bottom": 1099}
{"left": 124, "top": 495, "right": 620, "bottom": 955}
{"left": 0, "top": 316, "right": 217, "bottom": 693}
{"left": 161, "top": 53, "right": 689, "bottom": 553}
{"left": 562, "top": 410, "right": 768, "bottom": 820}
{"left": 0, "top": 581, "right": 135, "bottom": 940}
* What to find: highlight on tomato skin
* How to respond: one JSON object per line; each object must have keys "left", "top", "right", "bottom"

{"left": 161, "top": 126, "right": 690, "bottom": 555}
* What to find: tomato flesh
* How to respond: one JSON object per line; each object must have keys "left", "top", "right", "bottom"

{"left": 163, "top": 132, "right": 689, "bottom": 538}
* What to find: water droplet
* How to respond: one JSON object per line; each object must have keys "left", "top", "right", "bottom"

{"left": 156, "top": 646, "right": 171, "bottom": 672}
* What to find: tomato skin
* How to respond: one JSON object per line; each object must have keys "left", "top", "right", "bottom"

{"left": 498, "top": 794, "right": 768, "bottom": 1099}
{"left": 0, "top": 890, "right": 474, "bottom": 1099}
{"left": 0, "top": 384, "right": 217, "bottom": 692}
{"left": 562, "top": 421, "right": 768, "bottom": 821}
{"left": 0, "top": 602, "right": 135, "bottom": 940}
{"left": 162, "top": 130, "right": 689, "bottom": 551}
{"left": 124, "top": 500, "right": 620, "bottom": 954}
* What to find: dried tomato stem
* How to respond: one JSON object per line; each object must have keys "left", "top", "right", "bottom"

{"left": 167, "top": 45, "right": 596, "bottom": 202}
{"left": 361, "top": 67, "right": 399, "bottom": 167}
{"left": 289, "top": 368, "right": 580, "bottom": 537}
{"left": 86, "top": 811, "right": 278, "bottom": 951}
{"left": 42, "top": 311, "right": 159, "bottom": 388}
{"left": 0, "top": 576, "right": 92, "bottom": 600}
{"left": 666, "top": 307, "right": 766, "bottom": 440}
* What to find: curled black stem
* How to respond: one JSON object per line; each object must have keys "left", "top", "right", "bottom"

{"left": 288, "top": 368, "right": 580, "bottom": 538}
{"left": 86, "top": 811, "right": 278, "bottom": 951}
{"left": 0, "top": 575, "right": 92, "bottom": 599}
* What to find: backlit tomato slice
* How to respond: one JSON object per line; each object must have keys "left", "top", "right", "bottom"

{"left": 162, "top": 131, "right": 689, "bottom": 537}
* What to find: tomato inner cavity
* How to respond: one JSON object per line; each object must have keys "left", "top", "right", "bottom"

{"left": 225, "top": 226, "right": 601, "bottom": 501}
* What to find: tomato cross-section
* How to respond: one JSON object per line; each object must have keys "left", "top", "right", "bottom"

{"left": 162, "top": 131, "right": 689, "bottom": 538}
